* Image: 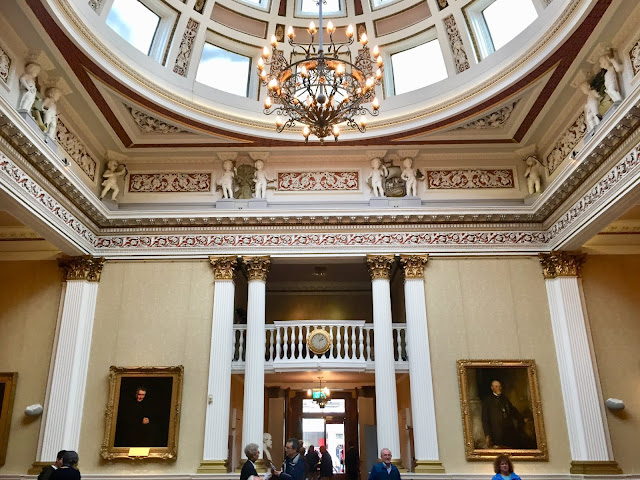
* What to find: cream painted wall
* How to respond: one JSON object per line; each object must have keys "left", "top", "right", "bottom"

{"left": 266, "top": 293, "right": 372, "bottom": 322}
{"left": 396, "top": 375, "right": 411, "bottom": 469}
{"left": 424, "top": 257, "right": 571, "bottom": 473}
{"left": 581, "top": 254, "right": 640, "bottom": 474}
{"left": 78, "top": 260, "right": 214, "bottom": 473}
{"left": 0, "top": 261, "right": 62, "bottom": 473}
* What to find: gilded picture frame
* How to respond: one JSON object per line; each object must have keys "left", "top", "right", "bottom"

{"left": 101, "top": 366, "right": 183, "bottom": 461}
{"left": 0, "top": 372, "right": 18, "bottom": 466}
{"left": 457, "top": 360, "right": 548, "bottom": 461}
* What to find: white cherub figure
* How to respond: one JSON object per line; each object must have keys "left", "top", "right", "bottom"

{"left": 368, "top": 157, "right": 388, "bottom": 197}
{"left": 18, "top": 62, "right": 41, "bottom": 111}
{"left": 42, "top": 87, "right": 61, "bottom": 136}
{"left": 217, "top": 159, "right": 236, "bottom": 199}
{"left": 599, "top": 54, "right": 624, "bottom": 103}
{"left": 580, "top": 82, "right": 601, "bottom": 132}
{"left": 100, "top": 159, "right": 127, "bottom": 201}
{"left": 254, "top": 159, "right": 268, "bottom": 199}
{"left": 400, "top": 157, "right": 419, "bottom": 197}
{"left": 524, "top": 155, "right": 544, "bottom": 195}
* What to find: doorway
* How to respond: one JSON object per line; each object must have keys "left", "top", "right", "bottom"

{"left": 301, "top": 398, "right": 346, "bottom": 473}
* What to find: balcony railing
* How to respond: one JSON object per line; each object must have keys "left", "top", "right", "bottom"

{"left": 232, "top": 320, "right": 408, "bottom": 372}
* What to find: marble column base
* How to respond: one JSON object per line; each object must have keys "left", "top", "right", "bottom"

{"left": 197, "top": 459, "right": 229, "bottom": 473}
{"left": 28, "top": 461, "right": 51, "bottom": 475}
{"left": 391, "top": 459, "right": 407, "bottom": 473}
{"left": 570, "top": 460, "right": 622, "bottom": 475}
{"left": 414, "top": 460, "right": 445, "bottom": 473}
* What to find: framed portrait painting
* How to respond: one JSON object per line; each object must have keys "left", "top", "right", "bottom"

{"left": 0, "top": 373, "right": 18, "bottom": 466}
{"left": 457, "top": 360, "right": 547, "bottom": 460}
{"left": 101, "top": 366, "right": 183, "bottom": 460}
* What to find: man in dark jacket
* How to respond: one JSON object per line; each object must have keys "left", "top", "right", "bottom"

{"left": 273, "top": 438, "right": 306, "bottom": 480}
{"left": 306, "top": 445, "right": 320, "bottom": 480}
{"left": 368, "top": 449, "right": 400, "bottom": 480}
{"left": 38, "top": 450, "right": 66, "bottom": 480}
{"left": 482, "top": 380, "right": 526, "bottom": 448}
{"left": 319, "top": 445, "right": 333, "bottom": 480}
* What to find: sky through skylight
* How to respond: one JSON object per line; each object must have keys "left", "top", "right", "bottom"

{"left": 196, "top": 43, "right": 251, "bottom": 97}
{"left": 482, "top": 0, "right": 538, "bottom": 51}
{"left": 106, "top": 0, "right": 160, "bottom": 55}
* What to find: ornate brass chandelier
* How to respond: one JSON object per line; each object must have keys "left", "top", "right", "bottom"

{"left": 256, "top": 0, "right": 383, "bottom": 143}
{"left": 307, "top": 376, "right": 331, "bottom": 408}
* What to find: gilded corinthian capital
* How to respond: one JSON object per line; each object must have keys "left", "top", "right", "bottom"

{"left": 58, "top": 255, "right": 105, "bottom": 282}
{"left": 244, "top": 256, "right": 271, "bottom": 281}
{"left": 366, "top": 255, "right": 395, "bottom": 280}
{"left": 538, "top": 251, "right": 587, "bottom": 279}
{"left": 400, "top": 254, "right": 429, "bottom": 279}
{"left": 209, "top": 255, "right": 238, "bottom": 280}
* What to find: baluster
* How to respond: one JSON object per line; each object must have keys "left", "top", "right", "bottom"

{"left": 403, "top": 327, "right": 408, "bottom": 360}
{"left": 269, "top": 329, "right": 275, "bottom": 361}
{"left": 366, "top": 328, "right": 372, "bottom": 361}
{"left": 232, "top": 330, "right": 237, "bottom": 361}
{"left": 276, "top": 327, "right": 282, "bottom": 359}
{"left": 327, "top": 325, "right": 334, "bottom": 359}
{"left": 283, "top": 326, "right": 289, "bottom": 359}
{"left": 298, "top": 325, "right": 304, "bottom": 360}
{"left": 359, "top": 327, "right": 365, "bottom": 359}
{"left": 351, "top": 326, "right": 357, "bottom": 360}
{"left": 238, "top": 329, "right": 245, "bottom": 362}
{"left": 336, "top": 325, "right": 342, "bottom": 359}
{"left": 396, "top": 327, "right": 402, "bottom": 361}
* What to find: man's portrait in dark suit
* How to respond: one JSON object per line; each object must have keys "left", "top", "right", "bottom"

{"left": 482, "top": 380, "right": 532, "bottom": 449}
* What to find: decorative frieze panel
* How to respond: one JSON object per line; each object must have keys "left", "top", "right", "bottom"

{"left": 128, "top": 173, "right": 211, "bottom": 193}
{"left": 126, "top": 106, "right": 189, "bottom": 134}
{"left": 276, "top": 171, "right": 359, "bottom": 192}
{"left": 443, "top": 15, "right": 470, "bottom": 73}
{"left": 88, "top": 0, "right": 104, "bottom": 11}
{"left": 55, "top": 119, "right": 97, "bottom": 181}
{"left": 173, "top": 18, "right": 199, "bottom": 77}
{"left": 630, "top": 37, "right": 640, "bottom": 76}
{"left": 458, "top": 102, "right": 517, "bottom": 129}
{"left": 546, "top": 112, "right": 587, "bottom": 175}
{"left": 0, "top": 45, "right": 12, "bottom": 85}
{"left": 426, "top": 169, "right": 515, "bottom": 189}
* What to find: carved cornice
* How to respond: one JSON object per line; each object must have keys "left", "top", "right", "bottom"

{"left": 399, "top": 254, "right": 429, "bottom": 279}
{"left": 366, "top": 255, "right": 395, "bottom": 280}
{"left": 209, "top": 255, "right": 237, "bottom": 280}
{"left": 244, "top": 256, "right": 270, "bottom": 281}
{"left": 538, "top": 251, "right": 586, "bottom": 279}
{"left": 58, "top": 255, "right": 105, "bottom": 282}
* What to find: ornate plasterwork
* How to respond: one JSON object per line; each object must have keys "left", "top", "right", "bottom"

{"left": 538, "top": 251, "right": 586, "bottom": 278}
{"left": 173, "top": 18, "right": 199, "bottom": 77}
{"left": 443, "top": 15, "right": 470, "bottom": 73}
{"left": 0, "top": 45, "right": 11, "bottom": 85}
{"left": 244, "top": 256, "right": 270, "bottom": 281}
{"left": 399, "top": 254, "right": 428, "bottom": 279}
{"left": 366, "top": 254, "right": 394, "bottom": 280}
{"left": 277, "top": 171, "right": 359, "bottom": 192}
{"left": 126, "top": 106, "right": 189, "bottom": 134}
{"left": 128, "top": 173, "right": 211, "bottom": 193}
{"left": 58, "top": 255, "right": 105, "bottom": 281}
{"left": 437, "top": 0, "right": 449, "bottom": 11}
{"left": 88, "top": 0, "right": 103, "bottom": 11}
{"left": 630, "top": 37, "right": 640, "bottom": 76}
{"left": 209, "top": 255, "right": 237, "bottom": 280}
{"left": 55, "top": 119, "right": 97, "bottom": 181}
{"left": 546, "top": 112, "right": 587, "bottom": 175}
{"left": 193, "top": 0, "right": 206, "bottom": 13}
{"left": 426, "top": 169, "right": 515, "bottom": 189}
{"left": 458, "top": 102, "right": 517, "bottom": 129}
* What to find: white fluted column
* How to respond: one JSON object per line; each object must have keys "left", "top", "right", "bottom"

{"left": 400, "top": 255, "right": 444, "bottom": 473}
{"left": 540, "top": 252, "right": 621, "bottom": 475}
{"left": 31, "top": 256, "right": 104, "bottom": 472}
{"left": 240, "top": 256, "right": 270, "bottom": 472}
{"left": 198, "top": 256, "right": 238, "bottom": 473}
{"left": 366, "top": 255, "right": 401, "bottom": 466}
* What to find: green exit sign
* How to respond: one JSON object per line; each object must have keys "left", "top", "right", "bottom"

{"left": 312, "top": 391, "right": 326, "bottom": 399}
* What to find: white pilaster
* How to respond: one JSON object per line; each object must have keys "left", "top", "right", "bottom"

{"left": 199, "top": 256, "right": 237, "bottom": 473}
{"left": 366, "top": 255, "right": 401, "bottom": 463}
{"left": 35, "top": 257, "right": 104, "bottom": 466}
{"left": 400, "top": 255, "right": 444, "bottom": 473}
{"left": 241, "top": 256, "right": 270, "bottom": 470}
{"left": 540, "top": 252, "right": 620, "bottom": 475}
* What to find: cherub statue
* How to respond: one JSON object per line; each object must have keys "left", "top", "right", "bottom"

{"left": 524, "top": 155, "right": 544, "bottom": 194}
{"left": 100, "top": 159, "right": 127, "bottom": 201}
{"left": 42, "top": 87, "right": 61, "bottom": 136}
{"left": 599, "top": 54, "right": 624, "bottom": 103}
{"left": 400, "top": 157, "right": 419, "bottom": 197}
{"left": 580, "top": 82, "right": 601, "bottom": 132}
{"left": 217, "top": 159, "right": 236, "bottom": 199}
{"left": 253, "top": 159, "right": 268, "bottom": 199}
{"left": 18, "top": 62, "right": 41, "bottom": 112}
{"left": 368, "top": 157, "right": 388, "bottom": 197}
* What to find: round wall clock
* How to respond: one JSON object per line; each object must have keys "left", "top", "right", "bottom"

{"left": 307, "top": 328, "right": 332, "bottom": 355}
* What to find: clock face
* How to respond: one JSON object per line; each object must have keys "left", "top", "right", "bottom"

{"left": 308, "top": 329, "right": 331, "bottom": 354}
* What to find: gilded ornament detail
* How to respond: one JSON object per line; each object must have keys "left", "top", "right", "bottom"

{"left": 58, "top": 255, "right": 105, "bottom": 282}
{"left": 366, "top": 255, "right": 394, "bottom": 280}
{"left": 244, "top": 256, "right": 271, "bottom": 281}
{"left": 209, "top": 255, "right": 237, "bottom": 280}
{"left": 538, "top": 251, "right": 586, "bottom": 279}
{"left": 400, "top": 254, "right": 429, "bottom": 279}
